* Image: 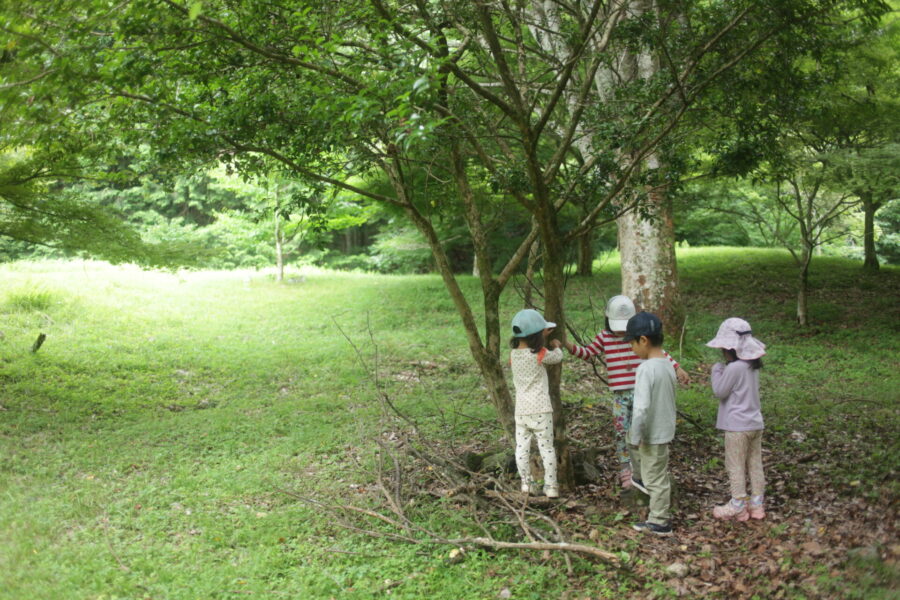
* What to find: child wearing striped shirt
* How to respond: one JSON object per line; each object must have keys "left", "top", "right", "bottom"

{"left": 564, "top": 295, "right": 689, "bottom": 491}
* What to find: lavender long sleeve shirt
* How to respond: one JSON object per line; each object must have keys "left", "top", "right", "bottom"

{"left": 711, "top": 360, "right": 764, "bottom": 431}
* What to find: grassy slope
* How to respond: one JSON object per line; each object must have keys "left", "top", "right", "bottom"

{"left": 0, "top": 248, "right": 896, "bottom": 599}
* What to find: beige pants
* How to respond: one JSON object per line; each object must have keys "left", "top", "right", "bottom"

{"left": 634, "top": 443, "right": 671, "bottom": 525}
{"left": 724, "top": 430, "right": 765, "bottom": 498}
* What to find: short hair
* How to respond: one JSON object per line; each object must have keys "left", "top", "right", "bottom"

{"left": 641, "top": 331, "right": 664, "bottom": 347}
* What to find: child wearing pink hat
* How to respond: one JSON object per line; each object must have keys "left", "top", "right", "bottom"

{"left": 706, "top": 318, "right": 767, "bottom": 521}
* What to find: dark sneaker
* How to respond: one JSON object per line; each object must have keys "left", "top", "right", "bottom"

{"left": 630, "top": 477, "right": 649, "bottom": 495}
{"left": 632, "top": 521, "right": 673, "bottom": 536}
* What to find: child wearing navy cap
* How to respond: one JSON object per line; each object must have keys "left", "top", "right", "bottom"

{"left": 624, "top": 311, "right": 676, "bottom": 536}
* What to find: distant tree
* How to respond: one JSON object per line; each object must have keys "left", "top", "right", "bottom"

{"left": 821, "top": 13, "right": 899, "bottom": 270}
{"left": 827, "top": 144, "right": 900, "bottom": 270}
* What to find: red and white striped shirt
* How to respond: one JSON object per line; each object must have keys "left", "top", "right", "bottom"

{"left": 570, "top": 329, "right": 679, "bottom": 391}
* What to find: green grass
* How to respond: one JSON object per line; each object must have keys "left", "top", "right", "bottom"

{"left": 0, "top": 249, "right": 897, "bottom": 599}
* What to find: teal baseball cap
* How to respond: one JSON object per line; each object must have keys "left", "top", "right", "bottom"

{"left": 511, "top": 309, "right": 556, "bottom": 337}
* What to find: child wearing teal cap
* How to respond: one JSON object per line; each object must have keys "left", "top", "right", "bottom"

{"left": 509, "top": 309, "right": 562, "bottom": 497}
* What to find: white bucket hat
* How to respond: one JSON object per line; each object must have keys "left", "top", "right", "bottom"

{"left": 606, "top": 295, "right": 636, "bottom": 331}
{"left": 706, "top": 318, "right": 766, "bottom": 360}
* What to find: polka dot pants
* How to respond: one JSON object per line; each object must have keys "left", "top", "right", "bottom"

{"left": 514, "top": 412, "right": 558, "bottom": 490}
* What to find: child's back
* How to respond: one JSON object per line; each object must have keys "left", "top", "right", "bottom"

{"left": 630, "top": 357, "right": 677, "bottom": 446}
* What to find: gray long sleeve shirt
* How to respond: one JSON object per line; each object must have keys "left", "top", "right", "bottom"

{"left": 629, "top": 357, "right": 677, "bottom": 445}
{"left": 711, "top": 360, "right": 764, "bottom": 431}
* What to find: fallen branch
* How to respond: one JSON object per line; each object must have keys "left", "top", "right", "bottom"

{"left": 444, "top": 537, "right": 621, "bottom": 564}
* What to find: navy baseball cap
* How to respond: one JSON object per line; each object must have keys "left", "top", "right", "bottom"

{"left": 622, "top": 311, "right": 663, "bottom": 341}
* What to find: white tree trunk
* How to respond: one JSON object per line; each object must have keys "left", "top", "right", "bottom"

{"left": 617, "top": 174, "right": 682, "bottom": 331}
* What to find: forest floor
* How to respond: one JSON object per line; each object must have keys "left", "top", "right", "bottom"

{"left": 0, "top": 248, "right": 897, "bottom": 599}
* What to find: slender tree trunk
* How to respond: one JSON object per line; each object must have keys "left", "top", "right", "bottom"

{"left": 274, "top": 208, "right": 284, "bottom": 283}
{"left": 862, "top": 193, "right": 880, "bottom": 271}
{"left": 797, "top": 250, "right": 811, "bottom": 326}
{"left": 523, "top": 239, "right": 540, "bottom": 308}
{"left": 617, "top": 179, "right": 683, "bottom": 334}
{"left": 536, "top": 204, "right": 575, "bottom": 490}
{"left": 405, "top": 204, "right": 517, "bottom": 435}
{"left": 385, "top": 149, "right": 522, "bottom": 437}
{"left": 576, "top": 230, "right": 593, "bottom": 277}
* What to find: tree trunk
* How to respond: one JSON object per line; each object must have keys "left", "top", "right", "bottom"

{"left": 797, "top": 252, "right": 810, "bottom": 326}
{"left": 274, "top": 208, "right": 284, "bottom": 283}
{"left": 576, "top": 230, "right": 593, "bottom": 277}
{"left": 862, "top": 192, "right": 880, "bottom": 271}
{"left": 617, "top": 179, "right": 684, "bottom": 335}
{"left": 523, "top": 239, "right": 540, "bottom": 308}
{"left": 537, "top": 209, "right": 575, "bottom": 490}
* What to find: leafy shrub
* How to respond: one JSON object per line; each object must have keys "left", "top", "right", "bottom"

{"left": 323, "top": 252, "right": 372, "bottom": 271}
{"left": 676, "top": 207, "right": 753, "bottom": 247}
{"left": 368, "top": 226, "right": 434, "bottom": 273}
{"left": 295, "top": 249, "right": 373, "bottom": 271}
{"left": 138, "top": 211, "right": 275, "bottom": 269}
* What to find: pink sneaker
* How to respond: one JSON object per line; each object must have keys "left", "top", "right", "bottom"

{"left": 619, "top": 468, "right": 633, "bottom": 489}
{"left": 748, "top": 499, "right": 765, "bottom": 520}
{"left": 712, "top": 499, "right": 749, "bottom": 521}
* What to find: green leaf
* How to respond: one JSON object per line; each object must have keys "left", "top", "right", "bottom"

{"left": 188, "top": 2, "right": 203, "bottom": 21}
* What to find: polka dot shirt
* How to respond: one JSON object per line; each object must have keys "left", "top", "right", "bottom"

{"left": 510, "top": 347, "right": 563, "bottom": 416}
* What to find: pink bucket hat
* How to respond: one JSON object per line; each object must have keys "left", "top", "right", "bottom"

{"left": 706, "top": 318, "right": 766, "bottom": 360}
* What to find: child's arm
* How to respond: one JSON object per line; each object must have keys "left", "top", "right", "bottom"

{"left": 710, "top": 362, "right": 739, "bottom": 399}
{"left": 629, "top": 369, "right": 651, "bottom": 446}
{"left": 567, "top": 333, "right": 604, "bottom": 362}
{"left": 541, "top": 341, "right": 564, "bottom": 365}
{"left": 662, "top": 349, "right": 691, "bottom": 385}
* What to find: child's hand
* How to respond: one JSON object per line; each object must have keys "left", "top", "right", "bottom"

{"left": 676, "top": 366, "right": 691, "bottom": 385}
{"left": 549, "top": 339, "right": 562, "bottom": 349}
